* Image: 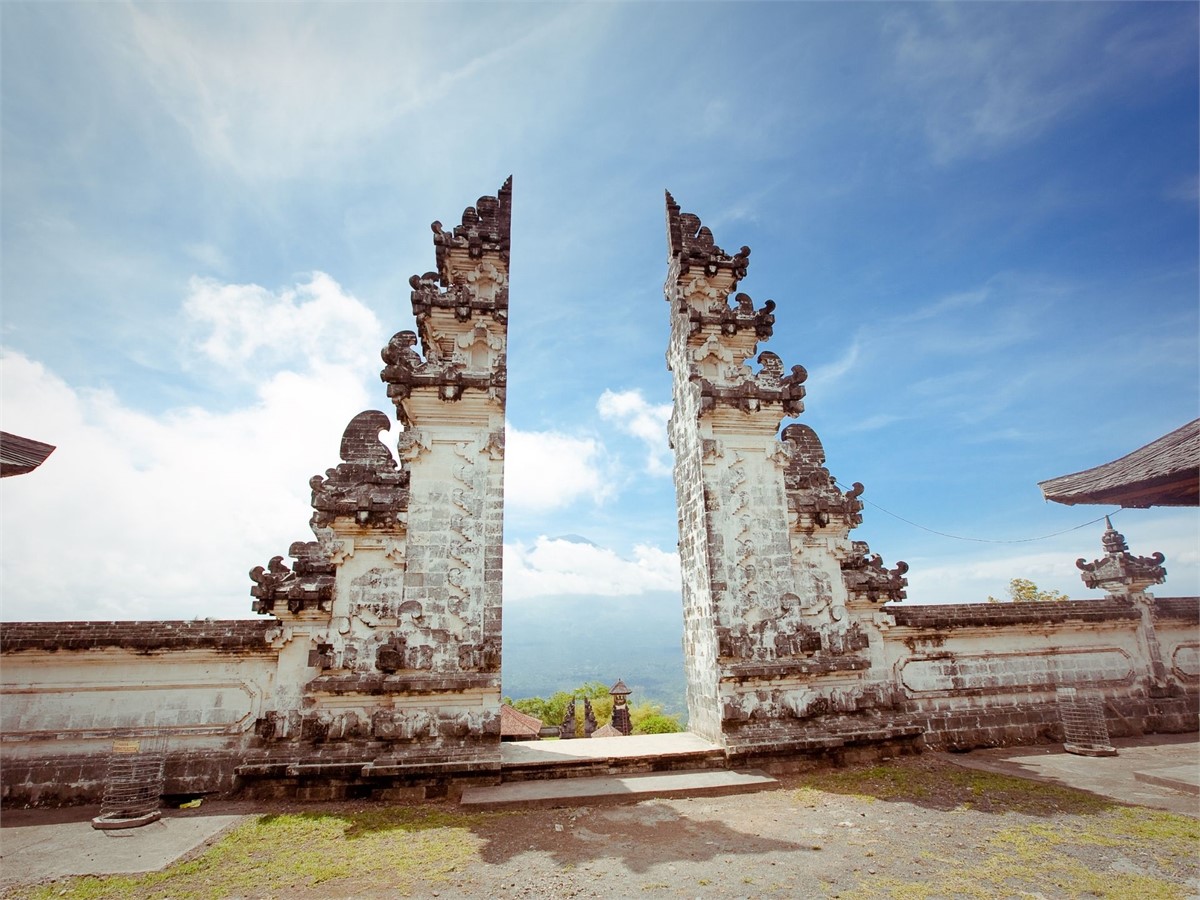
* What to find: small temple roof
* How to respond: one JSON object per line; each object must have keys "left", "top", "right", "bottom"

{"left": 500, "top": 704, "right": 543, "bottom": 740}
{"left": 0, "top": 432, "right": 56, "bottom": 478}
{"left": 1038, "top": 419, "right": 1199, "bottom": 508}
{"left": 609, "top": 679, "right": 631, "bottom": 696}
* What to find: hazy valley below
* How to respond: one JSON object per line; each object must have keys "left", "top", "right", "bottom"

{"left": 500, "top": 589, "right": 687, "bottom": 719}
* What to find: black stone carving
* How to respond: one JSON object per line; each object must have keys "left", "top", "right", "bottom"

{"left": 1076, "top": 518, "right": 1167, "bottom": 595}
{"left": 842, "top": 540, "right": 908, "bottom": 604}
{"left": 431, "top": 176, "right": 512, "bottom": 277}
{"left": 375, "top": 635, "right": 407, "bottom": 673}
{"left": 409, "top": 273, "right": 509, "bottom": 323}
{"left": 559, "top": 697, "right": 577, "bottom": 740}
{"left": 782, "top": 424, "right": 864, "bottom": 529}
{"left": 687, "top": 292, "right": 777, "bottom": 341}
{"left": 666, "top": 191, "right": 751, "bottom": 284}
{"left": 583, "top": 698, "right": 597, "bottom": 737}
{"left": 310, "top": 410, "right": 410, "bottom": 529}
{"left": 250, "top": 541, "right": 335, "bottom": 615}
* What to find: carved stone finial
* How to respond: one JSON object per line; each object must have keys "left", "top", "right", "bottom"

{"left": 310, "top": 411, "right": 410, "bottom": 529}
{"left": 781, "top": 424, "right": 864, "bottom": 530}
{"left": 1100, "top": 516, "right": 1128, "bottom": 554}
{"left": 250, "top": 541, "right": 335, "bottom": 616}
{"left": 665, "top": 191, "right": 751, "bottom": 284}
{"left": 433, "top": 177, "right": 512, "bottom": 279}
{"left": 842, "top": 541, "right": 909, "bottom": 604}
{"left": 1076, "top": 520, "right": 1166, "bottom": 598}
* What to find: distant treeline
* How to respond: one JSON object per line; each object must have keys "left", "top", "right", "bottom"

{"left": 503, "top": 681, "right": 684, "bottom": 736}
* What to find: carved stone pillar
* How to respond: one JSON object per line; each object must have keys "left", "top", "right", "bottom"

{"left": 249, "top": 180, "right": 511, "bottom": 775}
{"left": 1077, "top": 518, "right": 1169, "bottom": 692}
{"left": 663, "top": 193, "right": 907, "bottom": 753}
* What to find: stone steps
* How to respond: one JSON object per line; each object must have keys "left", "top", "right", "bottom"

{"left": 460, "top": 768, "right": 779, "bottom": 810}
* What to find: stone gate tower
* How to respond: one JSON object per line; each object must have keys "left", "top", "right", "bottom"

{"left": 247, "top": 180, "right": 510, "bottom": 782}
{"left": 664, "top": 193, "right": 909, "bottom": 757}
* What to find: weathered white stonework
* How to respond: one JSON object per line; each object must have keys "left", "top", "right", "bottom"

{"left": 246, "top": 180, "right": 512, "bottom": 774}
{"left": 2, "top": 186, "right": 1197, "bottom": 807}
{"left": 663, "top": 194, "right": 907, "bottom": 752}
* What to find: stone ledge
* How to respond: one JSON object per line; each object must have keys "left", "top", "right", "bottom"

{"left": 720, "top": 655, "right": 870, "bottom": 680}
{"left": 0, "top": 620, "right": 275, "bottom": 654}
{"left": 888, "top": 600, "right": 1142, "bottom": 629}
{"left": 305, "top": 672, "right": 498, "bottom": 694}
{"left": 1153, "top": 596, "right": 1200, "bottom": 620}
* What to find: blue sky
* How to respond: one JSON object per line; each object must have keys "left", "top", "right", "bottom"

{"left": 2, "top": 1, "right": 1197, "bottom": 625}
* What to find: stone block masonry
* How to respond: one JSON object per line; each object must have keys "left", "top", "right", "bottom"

{"left": 663, "top": 193, "right": 908, "bottom": 754}
{"left": 242, "top": 179, "right": 512, "bottom": 787}
{"left": 661, "top": 193, "right": 1197, "bottom": 763}
{"left": 2, "top": 184, "right": 1195, "bottom": 806}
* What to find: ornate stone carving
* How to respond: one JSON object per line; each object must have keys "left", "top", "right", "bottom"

{"left": 1076, "top": 517, "right": 1166, "bottom": 597}
{"left": 380, "top": 184, "right": 511, "bottom": 425}
{"left": 559, "top": 697, "right": 577, "bottom": 740}
{"left": 695, "top": 351, "right": 807, "bottom": 417}
{"left": 583, "top": 698, "right": 596, "bottom": 737}
{"left": 688, "top": 291, "right": 777, "bottom": 341}
{"left": 842, "top": 540, "right": 909, "bottom": 604}
{"left": 431, "top": 177, "right": 512, "bottom": 275}
{"left": 310, "top": 411, "right": 410, "bottom": 529}
{"left": 665, "top": 191, "right": 750, "bottom": 284}
{"left": 781, "top": 424, "right": 864, "bottom": 530}
{"left": 249, "top": 541, "right": 335, "bottom": 615}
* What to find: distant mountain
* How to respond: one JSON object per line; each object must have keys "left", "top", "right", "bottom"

{"left": 547, "top": 534, "right": 599, "bottom": 546}
{"left": 501, "top": 590, "right": 687, "bottom": 718}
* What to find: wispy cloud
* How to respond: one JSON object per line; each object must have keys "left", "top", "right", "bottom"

{"left": 505, "top": 425, "right": 611, "bottom": 513}
{"left": 596, "top": 389, "right": 672, "bottom": 476}
{"left": 505, "top": 537, "right": 680, "bottom": 602}
{"left": 883, "top": 5, "right": 1193, "bottom": 164}
{"left": 124, "top": 4, "right": 609, "bottom": 182}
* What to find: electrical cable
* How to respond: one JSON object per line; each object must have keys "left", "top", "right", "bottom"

{"left": 832, "top": 479, "right": 1121, "bottom": 544}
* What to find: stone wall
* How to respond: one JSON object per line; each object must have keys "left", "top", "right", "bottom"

{"left": 663, "top": 193, "right": 908, "bottom": 755}
{"left": 1, "top": 621, "right": 278, "bottom": 805}
{"left": 883, "top": 597, "right": 1199, "bottom": 749}
{"left": 2, "top": 185, "right": 1196, "bottom": 806}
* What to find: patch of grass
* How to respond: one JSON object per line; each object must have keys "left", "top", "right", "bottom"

{"left": 842, "top": 812, "right": 1197, "bottom": 900}
{"left": 792, "top": 757, "right": 1109, "bottom": 816}
{"left": 10, "top": 806, "right": 501, "bottom": 900}
{"left": 794, "top": 763, "right": 932, "bottom": 803}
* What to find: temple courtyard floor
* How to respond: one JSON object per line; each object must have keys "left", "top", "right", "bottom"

{"left": 1, "top": 734, "right": 1196, "bottom": 899}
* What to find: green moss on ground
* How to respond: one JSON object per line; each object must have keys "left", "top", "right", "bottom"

{"left": 9, "top": 806, "right": 500, "bottom": 900}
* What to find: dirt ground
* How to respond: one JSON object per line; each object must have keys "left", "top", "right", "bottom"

{"left": 430, "top": 757, "right": 1199, "bottom": 899}
{"left": 5, "top": 752, "right": 1198, "bottom": 899}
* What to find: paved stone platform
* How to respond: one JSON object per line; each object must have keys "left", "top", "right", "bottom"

{"left": 501, "top": 731, "right": 722, "bottom": 765}
{"left": 1133, "top": 764, "right": 1200, "bottom": 796}
{"left": 0, "top": 809, "right": 244, "bottom": 890}
{"left": 461, "top": 768, "right": 780, "bottom": 809}
{"left": 943, "top": 733, "right": 1199, "bottom": 816}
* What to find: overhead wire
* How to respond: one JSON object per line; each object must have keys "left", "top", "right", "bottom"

{"left": 832, "top": 479, "right": 1121, "bottom": 544}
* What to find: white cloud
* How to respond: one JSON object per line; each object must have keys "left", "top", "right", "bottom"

{"left": 0, "top": 274, "right": 387, "bottom": 622}
{"left": 901, "top": 511, "right": 1200, "bottom": 605}
{"left": 123, "top": 4, "right": 607, "bottom": 182}
{"left": 504, "top": 425, "right": 610, "bottom": 512}
{"left": 597, "top": 389, "right": 673, "bottom": 476}
{"left": 183, "top": 272, "right": 383, "bottom": 378}
{"left": 504, "top": 537, "right": 680, "bottom": 602}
